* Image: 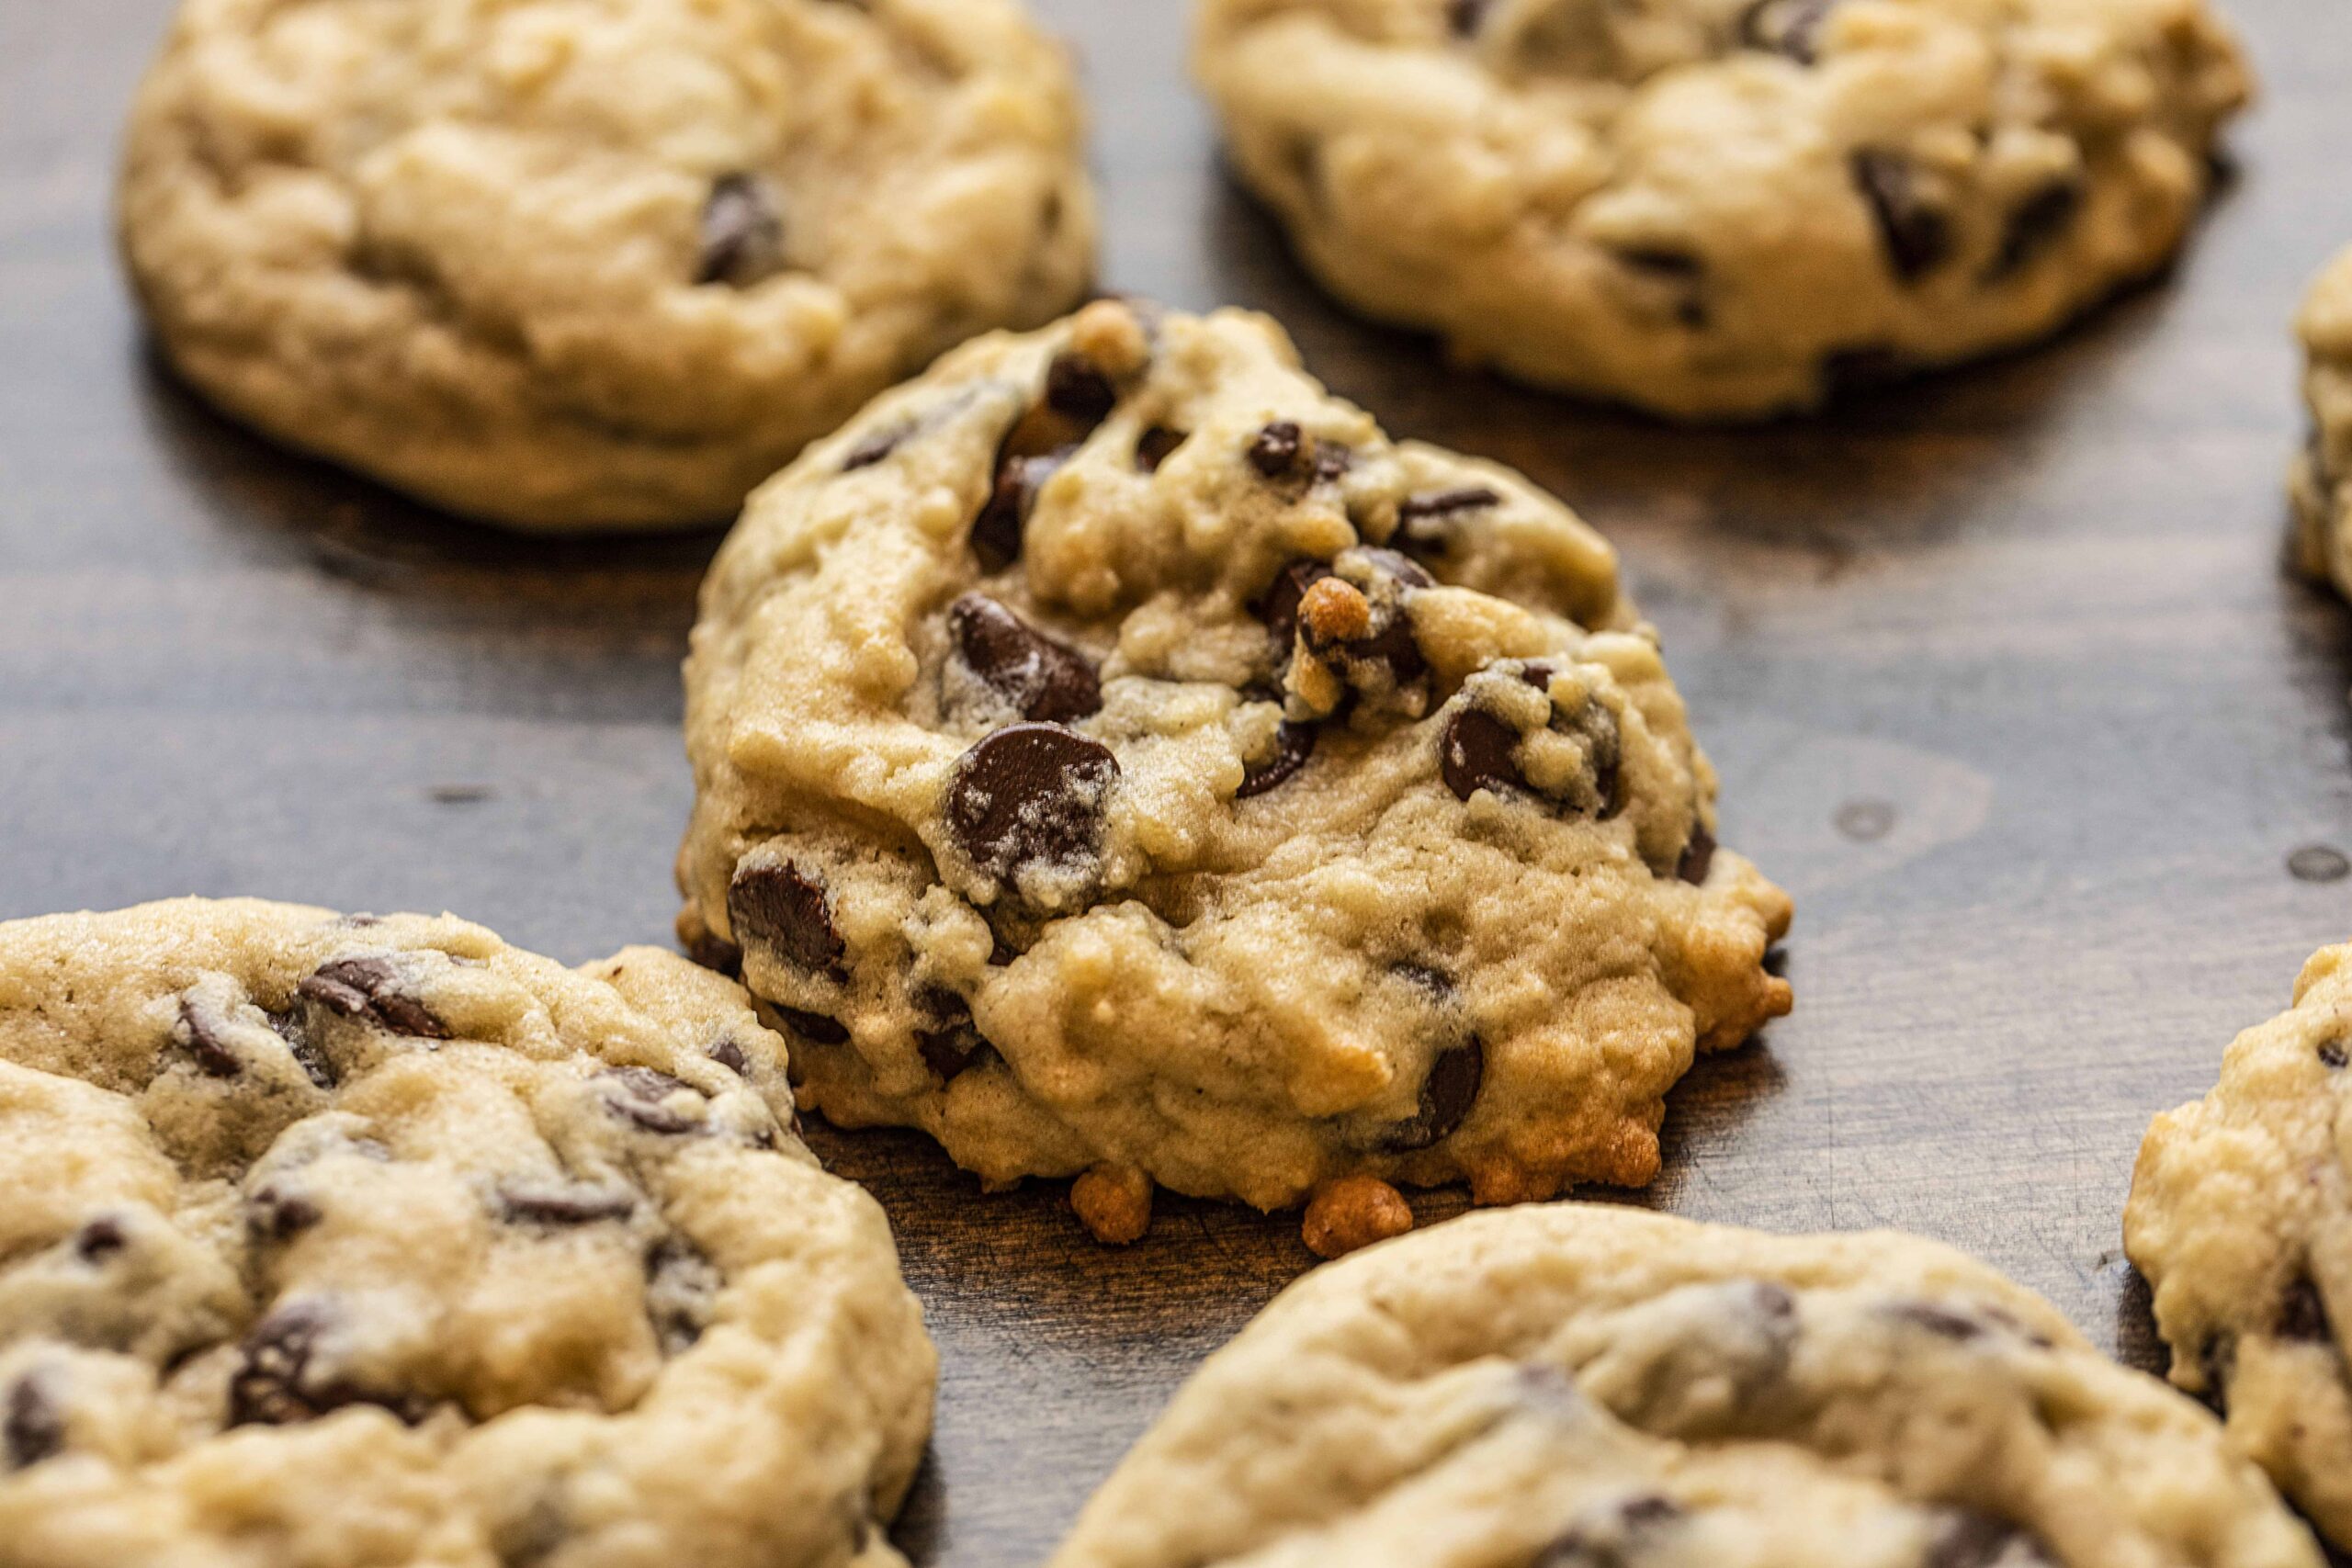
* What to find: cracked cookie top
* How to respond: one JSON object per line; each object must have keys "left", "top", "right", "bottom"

{"left": 1051, "top": 1204, "right": 2321, "bottom": 1568}
{"left": 0, "top": 898, "right": 933, "bottom": 1568}
{"left": 678, "top": 301, "right": 1791, "bottom": 1233}
{"left": 118, "top": 0, "right": 1095, "bottom": 529}
{"left": 1194, "top": 0, "right": 2248, "bottom": 417}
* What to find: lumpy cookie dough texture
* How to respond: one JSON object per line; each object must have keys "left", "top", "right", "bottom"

{"left": 676, "top": 300, "right": 1792, "bottom": 1247}
{"left": 2126, "top": 941, "right": 2352, "bottom": 1552}
{"left": 2291, "top": 249, "right": 2352, "bottom": 602}
{"left": 0, "top": 899, "right": 934, "bottom": 1568}
{"left": 1193, "top": 0, "right": 2249, "bottom": 419}
{"left": 1050, "top": 1205, "right": 2323, "bottom": 1568}
{"left": 118, "top": 0, "right": 1095, "bottom": 532}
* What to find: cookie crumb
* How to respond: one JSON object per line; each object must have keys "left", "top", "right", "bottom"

{"left": 1071, "top": 1165, "right": 1153, "bottom": 1245}
{"left": 1302, "top": 1174, "right": 1414, "bottom": 1258}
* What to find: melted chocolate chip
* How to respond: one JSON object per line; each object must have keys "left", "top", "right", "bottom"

{"left": 601, "top": 1067, "right": 705, "bottom": 1136}
{"left": 950, "top": 593, "right": 1102, "bottom": 723}
{"left": 230, "top": 1300, "right": 424, "bottom": 1428}
{"left": 1442, "top": 707, "right": 1527, "bottom": 802}
{"left": 842, "top": 427, "right": 907, "bottom": 472}
{"left": 1739, "top": 0, "right": 1838, "bottom": 62}
{"left": 2278, "top": 1273, "right": 2334, "bottom": 1342}
{"left": 74, "top": 1216, "right": 126, "bottom": 1263}
{"left": 774, "top": 1005, "right": 851, "bottom": 1045}
{"left": 696, "top": 173, "right": 787, "bottom": 288}
{"left": 971, "top": 453, "right": 1062, "bottom": 574}
{"left": 708, "top": 1039, "right": 752, "bottom": 1077}
{"left": 300, "top": 958, "right": 451, "bottom": 1041}
{"left": 1249, "top": 422, "right": 1305, "bottom": 479}
{"left": 1926, "top": 1513, "right": 2055, "bottom": 1568}
{"left": 1045, "top": 353, "right": 1117, "bottom": 423}
{"left": 1237, "top": 720, "right": 1319, "bottom": 799}
{"left": 728, "top": 862, "right": 847, "bottom": 979}
{"left": 1677, "top": 826, "right": 1716, "bottom": 886}
{"left": 247, "top": 1184, "right": 323, "bottom": 1243}
{"left": 1136, "top": 426, "right": 1189, "bottom": 472}
{"left": 1852, "top": 152, "right": 1952, "bottom": 280}
{"left": 946, "top": 723, "right": 1120, "bottom": 887}
{"left": 176, "top": 996, "right": 243, "bottom": 1077}
{"left": 1380, "top": 1038, "right": 1484, "bottom": 1152}
{"left": 4, "top": 1373, "right": 62, "bottom": 1471}
{"left": 1985, "top": 175, "right": 2084, "bottom": 280}
{"left": 500, "top": 1184, "right": 639, "bottom": 1227}
{"left": 684, "top": 929, "right": 745, "bottom": 977}
{"left": 913, "top": 986, "right": 992, "bottom": 1082}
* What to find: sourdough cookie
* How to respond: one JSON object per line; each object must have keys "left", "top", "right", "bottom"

{"left": 1051, "top": 1204, "right": 2322, "bottom": 1568}
{"left": 676, "top": 299, "right": 1792, "bottom": 1251}
{"left": 119, "top": 0, "right": 1095, "bottom": 532}
{"left": 2126, "top": 940, "right": 2352, "bottom": 1551}
{"left": 1194, "top": 0, "right": 2249, "bottom": 420}
{"left": 0, "top": 898, "right": 933, "bottom": 1568}
{"left": 2291, "top": 249, "right": 2352, "bottom": 600}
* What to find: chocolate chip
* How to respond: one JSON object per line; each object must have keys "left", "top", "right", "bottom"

{"left": 1314, "top": 443, "right": 1354, "bottom": 484}
{"left": 1249, "top": 422, "right": 1305, "bottom": 478}
{"left": 774, "top": 1005, "right": 850, "bottom": 1045}
{"left": 499, "top": 1184, "right": 639, "bottom": 1226}
{"left": 1887, "top": 1300, "right": 1988, "bottom": 1341}
{"left": 973, "top": 455, "right": 1057, "bottom": 572}
{"left": 1926, "top": 1513, "right": 2055, "bottom": 1568}
{"left": 230, "top": 1300, "right": 424, "bottom": 1427}
{"left": 300, "top": 958, "right": 451, "bottom": 1041}
{"left": 175, "top": 996, "right": 243, "bottom": 1077}
{"left": 4, "top": 1373, "right": 62, "bottom": 1471}
{"left": 1447, "top": 0, "right": 1491, "bottom": 37}
{"left": 1985, "top": 175, "right": 2083, "bottom": 280}
{"left": 1136, "top": 426, "right": 1188, "bottom": 472}
{"left": 1677, "top": 826, "right": 1716, "bottom": 885}
{"left": 2321, "top": 1040, "right": 2347, "bottom": 1069}
{"left": 708, "top": 1039, "right": 752, "bottom": 1077}
{"left": 1394, "top": 962, "right": 1453, "bottom": 999}
{"left": 247, "top": 1184, "right": 323, "bottom": 1243}
{"left": 1394, "top": 486, "right": 1499, "bottom": 561}
{"left": 1738, "top": 0, "right": 1838, "bottom": 62}
{"left": 696, "top": 173, "right": 787, "bottom": 288}
{"left": 74, "top": 1216, "right": 126, "bottom": 1263}
{"left": 601, "top": 1067, "right": 704, "bottom": 1136}
{"left": 1237, "top": 720, "right": 1318, "bottom": 799}
{"left": 1537, "top": 1495, "right": 1685, "bottom": 1568}
{"left": 646, "top": 1236, "right": 721, "bottom": 1354}
{"left": 946, "top": 723, "right": 1120, "bottom": 888}
{"left": 1615, "top": 249, "right": 1711, "bottom": 327}
{"left": 1852, "top": 151, "right": 1951, "bottom": 280}
{"left": 684, "top": 929, "right": 746, "bottom": 977}
{"left": 1618, "top": 1495, "right": 1682, "bottom": 1529}
{"left": 842, "top": 427, "right": 907, "bottom": 472}
{"left": 1258, "top": 559, "right": 1334, "bottom": 659}
{"left": 1442, "top": 708, "right": 1526, "bottom": 802}
{"left": 270, "top": 1009, "right": 336, "bottom": 1089}
{"left": 728, "top": 862, "right": 847, "bottom": 980}
{"left": 1380, "top": 1038, "right": 1484, "bottom": 1152}
{"left": 1045, "top": 353, "right": 1117, "bottom": 423}
{"left": 2278, "top": 1273, "right": 2334, "bottom": 1342}
{"left": 917, "top": 1022, "right": 989, "bottom": 1083}
{"left": 950, "top": 593, "right": 1102, "bottom": 723}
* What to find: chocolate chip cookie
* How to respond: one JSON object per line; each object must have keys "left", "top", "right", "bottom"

{"left": 0, "top": 898, "right": 933, "bottom": 1568}
{"left": 2291, "top": 249, "right": 2352, "bottom": 599}
{"left": 119, "top": 0, "right": 1095, "bottom": 532}
{"left": 676, "top": 299, "right": 1792, "bottom": 1251}
{"left": 1051, "top": 1204, "right": 2322, "bottom": 1568}
{"left": 2125, "top": 940, "right": 2352, "bottom": 1551}
{"left": 1194, "top": 0, "right": 2249, "bottom": 419}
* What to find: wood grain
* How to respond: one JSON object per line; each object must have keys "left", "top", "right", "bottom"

{"left": 5, "top": 0, "right": 2352, "bottom": 1561}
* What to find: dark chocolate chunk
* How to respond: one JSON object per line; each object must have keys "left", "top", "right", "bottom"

{"left": 1442, "top": 707, "right": 1527, "bottom": 802}
{"left": 1985, "top": 175, "right": 2084, "bottom": 280}
{"left": 176, "top": 996, "right": 243, "bottom": 1078}
{"left": 946, "top": 723, "right": 1120, "bottom": 886}
{"left": 601, "top": 1067, "right": 705, "bottom": 1136}
{"left": 1677, "top": 826, "right": 1717, "bottom": 886}
{"left": 2277, "top": 1273, "right": 2334, "bottom": 1343}
{"left": 696, "top": 173, "right": 787, "bottom": 288}
{"left": 4, "top": 1372, "right": 62, "bottom": 1471}
{"left": 1926, "top": 1512, "right": 2056, "bottom": 1568}
{"left": 1136, "top": 425, "right": 1189, "bottom": 472}
{"left": 1259, "top": 559, "right": 1334, "bottom": 659}
{"left": 684, "top": 929, "right": 746, "bottom": 977}
{"left": 973, "top": 451, "right": 1068, "bottom": 573}
{"left": 708, "top": 1038, "right": 752, "bottom": 1077}
{"left": 230, "top": 1300, "right": 424, "bottom": 1427}
{"left": 917, "top": 1025, "right": 988, "bottom": 1083}
{"left": 1380, "top": 1038, "right": 1484, "bottom": 1152}
{"left": 1249, "top": 421, "right": 1305, "bottom": 479}
{"left": 1738, "top": 0, "right": 1838, "bottom": 62}
{"left": 950, "top": 593, "right": 1102, "bottom": 723}
{"left": 1237, "top": 720, "right": 1319, "bottom": 799}
{"left": 1852, "top": 151, "right": 1952, "bottom": 280}
{"left": 74, "top": 1216, "right": 127, "bottom": 1264}
{"left": 728, "top": 862, "right": 847, "bottom": 979}
{"left": 774, "top": 1005, "right": 851, "bottom": 1045}
{"left": 499, "top": 1184, "right": 639, "bottom": 1227}
{"left": 300, "top": 958, "right": 451, "bottom": 1041}
{"left": 1045, "top": 352, "right": 1117, "bottom": 423}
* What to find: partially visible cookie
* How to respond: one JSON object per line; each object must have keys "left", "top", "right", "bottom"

{"left": 2291, "top": 250, "right": 2352, "bottom": 598}
{"left": 1194, "top": 0, "right": 2249, "bottom": 419}
{"left": 119, "top": 0, "right": 1096, "bottom": 531}
{"left": 1052, "top": 1204, "right": 2321, "bottom": 1568}
{"left": 676, "top": 299, "right": 1792, "bottom": 1251}
{"left": 0, "top": 898, "right": 933, "bottom": 1568}
{"left": 2125, "top": 940, "right": 2352, "bottom": 1551}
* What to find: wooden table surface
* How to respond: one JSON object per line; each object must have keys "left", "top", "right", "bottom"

{"left": 7, "top": 1, "right": 2352, "bottom": 1561}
